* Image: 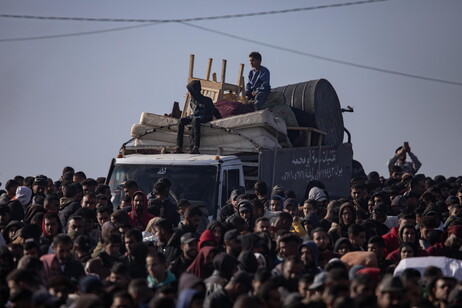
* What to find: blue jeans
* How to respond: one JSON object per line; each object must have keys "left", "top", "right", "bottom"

{"left": 254, "top": 91, "right": 270, "bottom": 110}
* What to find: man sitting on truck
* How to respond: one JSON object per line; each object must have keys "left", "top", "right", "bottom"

{"left": 246, "top": 51, "right": 271, "bottom": 110}
{"left": 174, "top": 80, "right": 222, "bottom": 154}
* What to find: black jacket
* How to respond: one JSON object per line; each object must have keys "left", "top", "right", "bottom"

{"left": 187, "top": 80, "right": 221, "bottom": 121}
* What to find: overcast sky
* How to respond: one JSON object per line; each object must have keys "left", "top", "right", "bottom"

{"left": 1, "top": 0, "right": 461, "bottom": 187}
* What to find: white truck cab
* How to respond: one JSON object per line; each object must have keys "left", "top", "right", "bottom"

{"left": 107, "top": 153, "right": 244, "bottom": 218}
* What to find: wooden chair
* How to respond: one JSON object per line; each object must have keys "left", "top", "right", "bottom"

{"left": 181, "top": 54, "right": 247, "bottom": 117}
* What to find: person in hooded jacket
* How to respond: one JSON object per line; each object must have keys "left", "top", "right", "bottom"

{"left": 328, "top": 202, "right": 357, "bottom": 244}
{"left": 333, "top": 237, "right": 353, "bottom": 257}
{"left": 197, "top": 229, "right": 218, "bottom": 251}
{"left": 176, "top": 288, "right": 204, "bottom": 308}
{"left": 386, "top": 223, "right": 428, "bottom": 263}
{"left": 175, "top": 80, "right": 222, "bottom": 154}
{"left": 226, "top": 200, "right": 255, "bottom": 232}
{"left": 206, "top": 220, "right": 225, "bottom": 248}
{"left": 12, "top": 186, "right": 32, "bottom": 210}
{"left": 186, "top": 246, "right": 218, "bottom": 280}
{"left": 298, "top": 241, "right": 322, "bottom": 276}
{"left": 129, "top": 191, "right": 154, "bottom": 230}
{"left": 204, "top": 252, "right": 238, "bottom": 297}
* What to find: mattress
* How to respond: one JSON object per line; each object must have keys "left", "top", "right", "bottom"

{"left": 131, "top": 110, "right": 291, "bottom": 152}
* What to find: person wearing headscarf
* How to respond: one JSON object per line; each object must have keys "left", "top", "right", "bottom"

{"left": 204, "top": 252, "right": 238, "bottom": 297}
{"left": 13, "top": 186, "right": 32, "bottom": 208}
{"left": 186, "top": 246, "right": 218, "bottom": 279}
{"left": 254, "top": 252, "right": 267, "bottom": 270}
{"left": 308, "top": 187, "right": 328, "bottom": 207}
{"left": 206, "top": 220, "right": 225, "bottom": 247}
{"left": 197, "top": 230, "right": 217, "bottom": 251}
{"left": 143, "top": 216, "right": 163, "bottom": 242}
{"left": 128, "top": 191, "right": 154, "bottom": 230}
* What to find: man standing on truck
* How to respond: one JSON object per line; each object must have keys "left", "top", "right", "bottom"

{"left": 174, "top": 80, "right": 222, "bottom": 154}
{"left": 246, "top": 51, "right": 271, "bottom": 110}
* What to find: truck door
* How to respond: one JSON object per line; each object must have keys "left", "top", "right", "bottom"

{"left": 219, "top": 168, "right": 241, "bottom": 210}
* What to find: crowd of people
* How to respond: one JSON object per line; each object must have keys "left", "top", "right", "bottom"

{"left": 1, "top": 155, "right": 462, "bottom": 308}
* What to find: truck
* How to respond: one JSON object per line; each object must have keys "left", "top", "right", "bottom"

{"left": 106, "top": 56, "right": 359, "bottom": 218}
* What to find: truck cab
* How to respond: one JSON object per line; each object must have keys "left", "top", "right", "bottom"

{"left": 107, "top": 153, "right": 244, "bottom": 218}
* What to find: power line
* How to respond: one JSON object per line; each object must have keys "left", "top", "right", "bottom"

{"left": 0, "top": 0, "right": 392, "bottom": 23}
{"left": 0, "top": 0, "right": 392, "bottom": 42}
{"left": 0, "top": 23, "right": 159, "bottom": 42}
{"left": 1, "top": 0, "right": 460, "bottom": 86}
{"left": 180, "top": 22, "right": 462, "bottom": 87}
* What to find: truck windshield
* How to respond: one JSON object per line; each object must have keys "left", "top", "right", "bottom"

{"left": 108, "top": 164, "right": 218, "bottom": 215}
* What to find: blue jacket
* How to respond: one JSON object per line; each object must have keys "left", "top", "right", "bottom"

{"left": 246, "top": 66, "right": 271, "bottom": 97}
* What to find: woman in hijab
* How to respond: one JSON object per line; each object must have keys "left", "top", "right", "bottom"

{"left": 206, "top": 220, "right": 225, "bottom": 248}
{"left": 186, "top": 246, "right": 218, "bottom": 279}
{"left": 197, "top": 230, "right": 217, "bottom": 251}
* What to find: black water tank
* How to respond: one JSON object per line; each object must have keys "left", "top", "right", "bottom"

{"left": 272, "top": 79, "right": 344, "bottom": 145}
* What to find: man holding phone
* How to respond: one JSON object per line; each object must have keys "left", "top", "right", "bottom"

{"left": 387, "top": 142, "right": 422, "bottom": 176}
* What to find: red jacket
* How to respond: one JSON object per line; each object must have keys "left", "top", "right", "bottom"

{"left": 386, "top": 247, "right": 428, "bottom": 264}
{"left": 426, "top": 243, "right": 446, "bottom": 256}
{"left": 382, "top": 226, "right": 399, "bottom": 256}
{"left": 129, "top": 191, "right": 154, "bottom": 229}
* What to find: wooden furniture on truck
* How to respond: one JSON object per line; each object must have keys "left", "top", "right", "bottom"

{"left": 181, "top": 54, "right": 247, "bottom": 117}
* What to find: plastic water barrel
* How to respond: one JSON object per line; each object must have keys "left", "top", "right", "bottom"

{"left": 272, "top": 79, "right": 344, "bottom": 145}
